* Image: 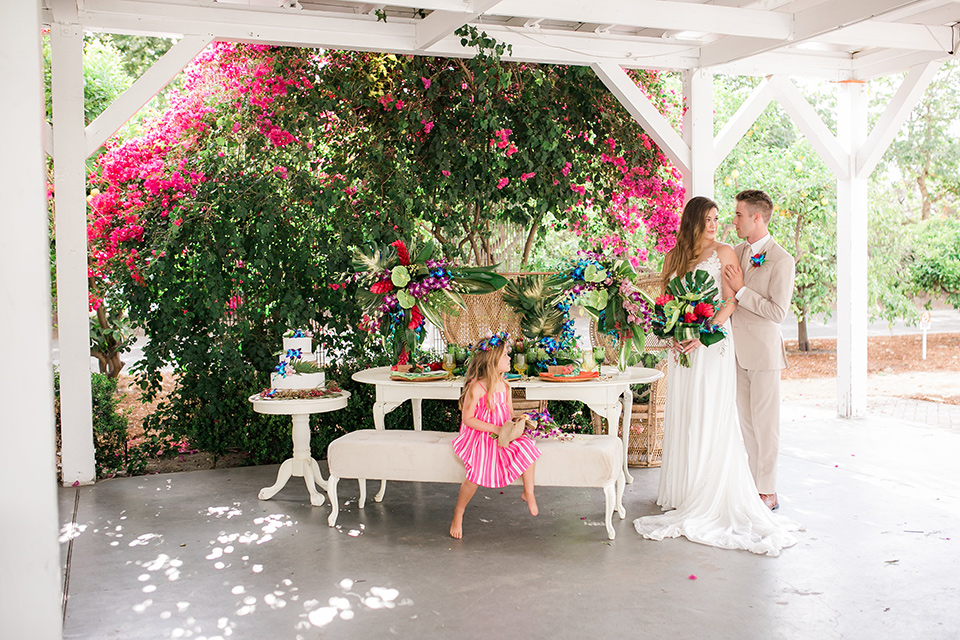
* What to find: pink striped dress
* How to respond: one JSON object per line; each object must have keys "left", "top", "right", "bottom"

{"left": 452, "top": 383, "right": 541, "bottom": 488}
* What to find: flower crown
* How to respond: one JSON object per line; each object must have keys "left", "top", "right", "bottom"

{"left": 474, "top": 331, "right": 510, "bottom": 352}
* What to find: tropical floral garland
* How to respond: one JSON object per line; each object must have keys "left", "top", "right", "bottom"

{"left": 257, "top": 381, "right": 343, "bottom": 400}
{"left": 551, "top": 251, "right": 654, "bottom": 370}
{"left": 352, "top": 239, "right": 506, "bottom": 365}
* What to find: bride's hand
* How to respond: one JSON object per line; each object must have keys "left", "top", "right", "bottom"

{"left": 677, "top": 338, "right": 702, "bottom": 354}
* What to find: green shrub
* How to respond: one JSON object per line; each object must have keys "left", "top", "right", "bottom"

{"left": 54, "top": 368, "right": 147, "bottom": 479}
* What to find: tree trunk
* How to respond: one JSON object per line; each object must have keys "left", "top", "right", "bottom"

{"left": 520, "top": 214, "right": 542, "bottom": 267}
{"left": 797, "top": 312, "right": 810, "bottom": 352}
{"left": 917, "top": 169, "right": 931, "bottom": 221}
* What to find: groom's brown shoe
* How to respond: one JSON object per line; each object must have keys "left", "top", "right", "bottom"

{"left": 760, "top": 493, "right": 779, "bottom": 511}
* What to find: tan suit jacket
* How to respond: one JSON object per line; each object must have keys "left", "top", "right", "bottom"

{"left": 731, "top": 239, "right": 795, "bottom": 371}
{"left": 731, "top": 238, "right": 795, "bottom": 494}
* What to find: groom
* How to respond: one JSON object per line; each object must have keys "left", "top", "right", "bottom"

{"left": 722, "top": 190, "right": 795, "bottom": 511}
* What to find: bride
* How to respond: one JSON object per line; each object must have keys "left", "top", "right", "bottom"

{"left": 633, "top": 196, "right": 800, "bottom": 556}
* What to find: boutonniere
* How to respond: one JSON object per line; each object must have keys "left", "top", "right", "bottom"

{"left": 749, "top": 251, "right": 767, "bottom": 268}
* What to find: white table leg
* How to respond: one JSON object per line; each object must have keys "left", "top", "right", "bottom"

{"left": 412, "top": 398, "right": 423, "bottom": 431}
{"left": 372, "top": 402, "right": 386, "bottom": 429}
{"left": 603, "top": 401, "right": 632, "bottom": 484}
{"left": 259, "top": 413, "right": 327, "bottom": 505}
{"left": 258, "top": 459, "right": 293, "bottom": 501}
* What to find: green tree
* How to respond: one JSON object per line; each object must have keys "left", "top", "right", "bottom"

{"left": 874, "top": 60, "right": 960, "bottom": 221}
{"left": 713, "top": 75, "right": 837, "bottom": 349}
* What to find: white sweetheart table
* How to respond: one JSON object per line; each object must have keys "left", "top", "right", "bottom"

{"left": 249, "top": 391, "right": 351, "bottom": 506}
{"left": 351, "top": 366, "right": 662, "bottom": 484}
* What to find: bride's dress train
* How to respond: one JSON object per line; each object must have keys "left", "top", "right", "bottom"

{"left": 633, "top": 251, "right": 801, "bottom": 557}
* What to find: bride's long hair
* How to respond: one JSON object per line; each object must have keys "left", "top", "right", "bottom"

{"left": 661, "top": 196, "right": 719, "bottom": 292}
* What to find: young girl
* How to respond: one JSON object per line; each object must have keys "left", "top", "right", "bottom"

{"left": 450, "top": 332, "right": 541, "bottom": 539}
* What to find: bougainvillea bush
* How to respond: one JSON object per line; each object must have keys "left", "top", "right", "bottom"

{"left": 86, "top": 41, "right": 681, "bottom": 460}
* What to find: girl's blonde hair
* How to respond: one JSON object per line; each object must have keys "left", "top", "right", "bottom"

{"left": 662, "top": 196, "right": 719, "bottom": 291}
{"left": 458, "top": 342, "right": 510, "bottom": 412}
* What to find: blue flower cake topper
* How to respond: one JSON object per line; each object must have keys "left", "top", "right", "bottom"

{"left": 475, "top": 331, "right": 510, "bottom": 352}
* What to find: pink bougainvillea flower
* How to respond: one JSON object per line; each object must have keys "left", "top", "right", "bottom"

{"left": 422, "top": 119, "right": 434, "bottom": 134}
{"left": 520, "top": 172, "right": 535, "bottom": 181}
{"left": 421, "top": 77, "right": 431, "bottom": 89}
{"left": 497, "top": 177, "right": 509, "bottom": 189}
{"left": 441, "top": 169, "right": 451, "bottom": 177}
{"left": 688, "top": 575, "right": 697, "bottom": 580}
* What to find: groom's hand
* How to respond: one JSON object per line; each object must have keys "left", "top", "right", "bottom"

{"left": 723, "top": 263, "right": 744, "bottom": 292}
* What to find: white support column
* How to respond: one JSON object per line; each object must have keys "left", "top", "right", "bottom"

{"left": 0, "top": 2, "right": 66, "bottom": 638}
{"left": 836, "top": 81, "right": 869, "bottom": 418}
{"left": 51, "top": 21, "right": 96, "bottom": 483}
{"left": 681, "top": 68, "right": 715, "bottom": 201}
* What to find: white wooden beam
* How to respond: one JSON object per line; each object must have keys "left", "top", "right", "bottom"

{"left": 835, "top": 80, "right": 870, "bottom": 419}
{"left": 490, "top": 0, "right": 793, "bottom": 40}
{"left": 415, "top": 0, "right": 501, "bottom": 51}
{"left": 591, "top": 62, "right": 691, "bottom": 174}
{"left": 700, "top": 0, "right": 932, "bottom": 68}
{"left": 852, "top": 48, "right": 949, "bottom": 81}
{"left": 85, "top": 34, "right": 213, "bottom": 156}
{"left": 774, "top": 76, "right": 850, "bottom": 179}
{"left": 714, "top": 76, "right": 777, "bottom": 166}
{"left": 0, "top": 1, "right": 65, "bottom": 637}
{"left": 815, "top": 21, "right": 954, "bottom": 53}
{"left": 51, "top": 21, "right": 97, "bottom": 486}
{"left": 43, "top": 121, "right": 54, "bottom": 158}
{"left": 682, "top": 68, "right": 715, "bottom": 201}
{"left": 856, "top": 60, "right": 940, "bottom": 178}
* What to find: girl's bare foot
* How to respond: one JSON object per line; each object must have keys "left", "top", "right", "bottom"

{"left": 450, "top": 512, "right": 464, "bottom": 539}
{"left": 521, "top": 491, "right": 538, "bottom": 517}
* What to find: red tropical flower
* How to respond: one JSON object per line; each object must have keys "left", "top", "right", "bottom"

{"left": 391, "top": 239, "right": 410, "bottom": 266}
{"left": 408, "top": 305, "right": 423, "bottom": 330}
{"left": 683, "top": 312, "right": 698, "bottom": 323}
{"left": 694, "top": 302, "right": 715, "bottom": 319}
{"left": 370, "top": 279, "right": 393, "bottom": 294}
{"left": 655, "top": 294, "right": 674, "bottom": 305}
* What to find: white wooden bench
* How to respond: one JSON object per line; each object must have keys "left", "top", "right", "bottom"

{"left": 326, "top": 429, "right": 626, "bottom": 539}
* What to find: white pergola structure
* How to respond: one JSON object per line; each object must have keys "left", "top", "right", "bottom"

{"left": 3, "top": 1, "right": 959, "bottom": 636}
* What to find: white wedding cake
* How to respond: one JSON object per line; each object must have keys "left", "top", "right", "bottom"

{"left": 270, "top": 330, "right": 326, "bottom": 390}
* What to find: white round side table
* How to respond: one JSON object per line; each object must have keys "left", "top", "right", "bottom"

{"left": 248, "top": 391, "right": 351, "bottom": 507}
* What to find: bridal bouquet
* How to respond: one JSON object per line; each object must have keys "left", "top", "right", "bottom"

{"left": 651, "top": 269, "right": 726, "bottom": 367}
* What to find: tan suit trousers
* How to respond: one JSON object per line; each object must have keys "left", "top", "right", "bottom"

{"left": 736, "top": 366, "right": 780, "bottom": 494}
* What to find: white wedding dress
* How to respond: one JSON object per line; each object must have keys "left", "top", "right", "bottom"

{"left": 633, "top": 250, "right": 801, "bottom": 557}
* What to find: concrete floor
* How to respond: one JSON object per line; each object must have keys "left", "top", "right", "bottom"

{"left": 59, "top": 399, "right": 960, "bottom": 640}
